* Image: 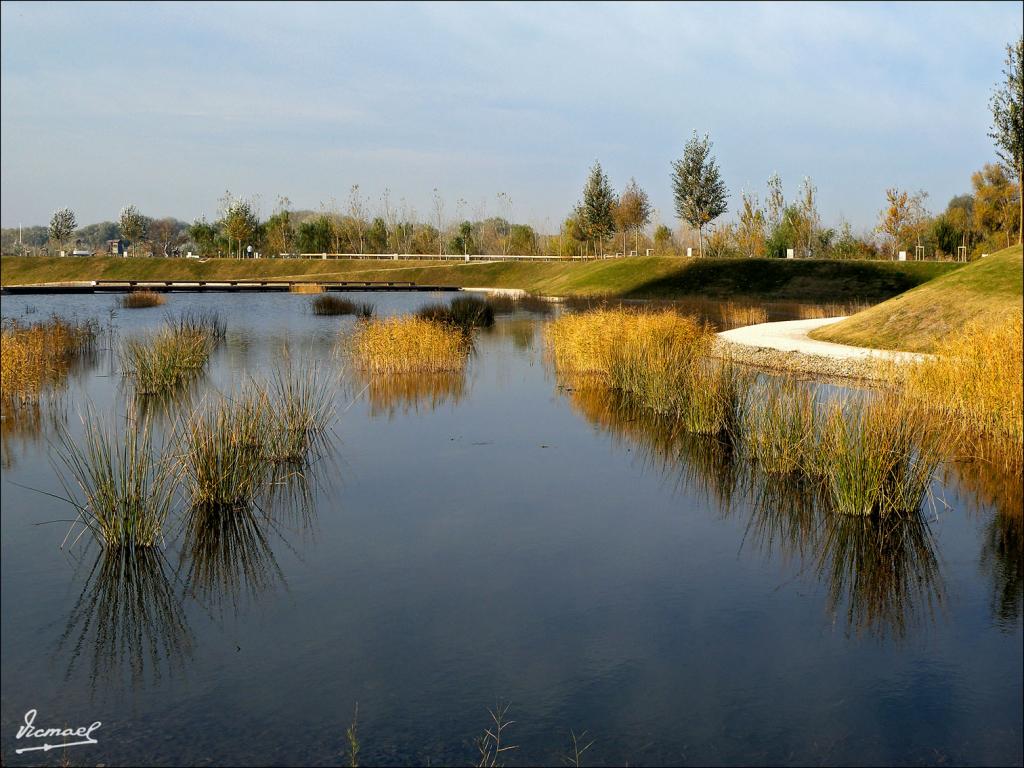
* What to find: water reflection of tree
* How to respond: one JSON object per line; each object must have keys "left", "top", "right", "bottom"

{"left": 59, "top": 547, "right": 194, "bottom": 693}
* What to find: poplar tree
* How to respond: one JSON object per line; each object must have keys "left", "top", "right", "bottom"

{"left": 119, "top": 204, "right": 146, "bottom": 257}
{"left": 48, "top": 207, "right": 77, "bottom": 254}
{"left": 671, "top": 132, "right": 728, "bottom": 258}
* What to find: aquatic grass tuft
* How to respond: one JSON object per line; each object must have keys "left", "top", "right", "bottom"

{"left": 53, "top": 406, "right": 177, "bottom": 548}
{"left": 743, "top": 379, "right": 819, "bottom": 474}
{"left": 120, "top": 290, "right": 166, "bottom": 309}
{"left": 261, "top": 362, "right": 335, "bottom": 463}
{"left": 546, "top": 307, "right": 742, "bottom": 433}
{"left": 179, "top": 388, "right": 269, "bottom": 510}
{"left": 417, "top": 295, "right": 495, "bottom": 330}
{"left": 312, "top": 294, "right": 358, "bottom": 316}
{"left": 164, "top": 308, "right": 227, "bottom": 342}
{"left": 818, "top": 396, "right": 942, "bottom": 518}
{"left": 901, "top": 310, "right": 1023, "bottom": 473}
{"left": 1, "top": 315, "right": 98, "bottom": 406}
{"left": 348, "top": 315, "right": 470, "bottom": 374}
{"left": 121, "top": 327, "right": 211, "bottom": 395}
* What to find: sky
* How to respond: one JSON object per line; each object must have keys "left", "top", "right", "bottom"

{"left": 1, "top": 1, "right": 1021, "bottom": 232}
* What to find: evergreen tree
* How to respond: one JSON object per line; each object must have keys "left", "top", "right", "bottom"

{"left": 670, "top": 132, "right": 728, "bottom": 257}
{"left": 582, "top": 161, "right": 616, "bottom": 254}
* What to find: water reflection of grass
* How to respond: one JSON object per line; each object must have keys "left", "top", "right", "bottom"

{"left": 354, "top": 371, "right": 468, "bottom": 417}
{"left": 181, "top": 500, "right": 286, "bottom": 616}
{"left": 60, "top": 547, "right": 194, "bottom": 691}
{"left": 819, "top": 509, "right": 943, "bottom": 640}
{"left": 565, "top": 376, "right": 947, "bottom": 640}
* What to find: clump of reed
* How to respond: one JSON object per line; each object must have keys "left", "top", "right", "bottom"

{"left": 179, "top": 389, "right": 269, "bottom": 510}
{"left": 120, "top": 290, "right": 166, "bottom": 309}
{"left": 742, "top": 379, "right": 818, "bottom": 475}
{"left": 311, "top": 294, "right": 375, "bottom": 318}
{"left": 417, "top": 295, "right": 495, "bottom": 330}
{"left": 547, "top": 308, "right": 710, "bottom": 381}
{"left": 261, "top": 363, "right": 334, "bottom": 462}
{"left": 547, "top": 308, "right": 742, "bottom": 432}
{"left": 721, "top": 301, "right": 768, "bottom": 329}
{"left": 817, "top": 396, "right": 942, "bottom": 518}
{"left": 901, "top": 310, "right": 1023, "bottom": 471}
{"left": 312, "top": 294, "right": 356, "bottom": 315}
{"left": 53, "top": 407, "right": 177, "bottom": 548}
{"left": 348, "top": 315, "right": 470, "bottom": 373}
{"left": 165, "top": 308, "right": 227, "bottom": 342}
{"left": 178, "top": 364, "right": 335, "bottom": 509}
{"left": 121, "top": 327, "right": 211, "bottom": 395}
{"left": 290, "top": 282, "right": 323, "bottom": 294}
{"left": 1, "top": 315, "right": 98, "bottom": 406}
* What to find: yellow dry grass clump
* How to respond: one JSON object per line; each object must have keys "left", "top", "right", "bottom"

{"left": 348, "top": 315, "right": 470, "bottom": 374}
{"left": 290, "top": 283, "right": 323, "bottom": 294}
{"left": 121, "top": 290, "right": 166, "bottom": 309}
{"left": 1, "top": 316, "right": 97, "bottom": 405}
{"left": 902, "top": 309, "right": 1023, "bottom": 464}
{"left": 546, "top": 308, "right": 741, "bottom": 430}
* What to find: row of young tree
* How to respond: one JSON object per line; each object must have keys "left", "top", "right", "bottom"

{"left": 6, "top": 37, "right": 1019, "bottom": 262}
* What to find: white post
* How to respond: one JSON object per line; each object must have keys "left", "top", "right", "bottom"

{"left": 686, "top": 247, "right": 693, "bottom": 258}
{"left": 898, "top": 250, "right": 907, "bottom": 261}
{"left": 786, "top": 248, "right": 795, "bottom": 259}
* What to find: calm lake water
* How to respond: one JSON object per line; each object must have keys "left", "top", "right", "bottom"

{"left": 1, "top": 292, "right": 1021, "bottom": 767}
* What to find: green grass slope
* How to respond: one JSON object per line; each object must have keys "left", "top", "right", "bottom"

{"left": 1, "top": 255, "right": 958, "bottom": 303}
{"left": 811, "top": 245, "right": 1023, "bottom": 352}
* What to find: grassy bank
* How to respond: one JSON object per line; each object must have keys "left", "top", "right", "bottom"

{"left": 811, "top": 245, "right": 1023, "bottom": 352}
{"left": 0, "top": 255, "right": 957, "bottom": 302}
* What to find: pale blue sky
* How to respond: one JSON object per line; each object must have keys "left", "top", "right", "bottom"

{"left": 1, "top": 1, "right": 1020, "bottom": 231}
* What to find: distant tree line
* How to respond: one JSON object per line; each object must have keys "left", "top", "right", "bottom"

{"left": 4, "top": 36, "right": 1018, "bottom": 262}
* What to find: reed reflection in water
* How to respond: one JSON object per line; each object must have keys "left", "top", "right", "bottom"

{"left": 563, "top": 381, "right": 946, "bottom": 641}
{"left": 353, "top": 370, "right": 468, "bottom": 419}
{"left": 180, "top": 501, "right": 286, "bottom": 618}
{"left": 59, "top": 547, "right": 194, "bottom": 694}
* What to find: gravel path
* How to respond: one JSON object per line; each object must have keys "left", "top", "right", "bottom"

{"left": 715, "top": 317, "right": 927, "bottom": 380}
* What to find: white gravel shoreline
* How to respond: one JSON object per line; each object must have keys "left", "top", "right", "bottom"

{"left": 715, "top": 317, "right": 927, "bottom": 380}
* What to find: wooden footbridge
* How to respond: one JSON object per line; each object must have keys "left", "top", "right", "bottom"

{"left": 1, "top": 279, "right": 462, "bottom": 295}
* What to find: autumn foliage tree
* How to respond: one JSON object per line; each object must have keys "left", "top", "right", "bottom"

{"left": 989, "top": 35, "right": 1023, "bottom": 245}
{"left": 613, "top": 178, "right": 652, "bottom": 256}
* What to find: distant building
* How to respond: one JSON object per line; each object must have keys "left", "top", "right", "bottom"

{"left": 107, "top": 239, "right": 126, "bottom": 256}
